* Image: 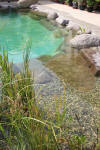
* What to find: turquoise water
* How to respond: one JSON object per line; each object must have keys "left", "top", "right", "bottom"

{"left": 0, "top": 11, "right": 63, "bottom": 63}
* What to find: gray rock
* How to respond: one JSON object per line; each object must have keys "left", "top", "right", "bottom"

{"left": 0, "top": 4, "right": 8, "bottom": 9}
{"left": 17, "top": 0, "right": 38, "bottom": 8}
{"left": 56, "top": 16, "right": 69, "bottom": 26}
{"left": 47, "top": 12, "right": 58, "bottom": 20}
{"left": 10, "top": 5, "right": 18, "bottom": 9}
{"left": 0, "top": 3, "right": 18, "bottom": 10}
{"left": 70, "top": 34, "right": 100, "bottom": 49}
{"left": 12, "top": 64, "right": 21, "bottom": 74}
{"left": 66, "top": 21, "right": 80, "bottom": 32}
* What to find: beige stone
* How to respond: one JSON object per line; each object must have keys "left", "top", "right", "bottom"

{"left": 17, "top": 0, "right": 38, "bottom": 8}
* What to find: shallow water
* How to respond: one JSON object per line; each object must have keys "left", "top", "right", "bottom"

{"left": 0, "top": 11, "right": 63, "bottom": 63}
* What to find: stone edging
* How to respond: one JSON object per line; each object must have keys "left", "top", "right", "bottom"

{"left": 30, "top": 3, "right": 100, "bottom": 50}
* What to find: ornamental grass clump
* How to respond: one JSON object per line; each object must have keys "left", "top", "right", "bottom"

{"left": 0, "top": 47, "right": 63, "bottom": 150}
{"left": 0, "top": 46, "right": 87, "bottom": 150}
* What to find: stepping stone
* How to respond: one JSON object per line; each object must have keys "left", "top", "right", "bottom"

{"left": 81, "top": 47, "right": 100, "bottom": 76}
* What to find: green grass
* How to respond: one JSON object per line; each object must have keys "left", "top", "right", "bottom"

{"left": 0, "top": 47, "right": 99, "bottom": 150}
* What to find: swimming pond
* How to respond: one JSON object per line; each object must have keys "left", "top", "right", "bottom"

{"left": 0, "top": 11, "right": 64, "bottom": 63}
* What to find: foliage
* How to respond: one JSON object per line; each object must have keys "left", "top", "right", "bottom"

{"left": 73, "top": 0, "right": 78, "bottom": 3}
{"left": 95, "top": 0, "right": 100, "bottom": 2}
{"left": 80, "top": 27, "right": 86, "bottom": 33}
{"left": 87, "top": 0, "right": 96, "bottom": 6}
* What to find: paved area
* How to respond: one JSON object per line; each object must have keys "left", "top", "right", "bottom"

{"left": 39, "top": 0, "right": 100, "bottom": 35}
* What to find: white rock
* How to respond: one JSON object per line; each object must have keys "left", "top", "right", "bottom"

{"left": 47, "top": 12, "right": 58, "bottom": 20}
{"left": 93, "top": 53, "right": 100, "bottom": 67}
{"left": 56, "top": 16, "right": 69, "bottom": 26}
{"left": 30, "top": 4, "right": 38, "bottom": 9}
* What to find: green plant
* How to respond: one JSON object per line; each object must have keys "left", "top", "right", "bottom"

{"left": 0, "top": 44, "right": 61, "bottom": 149}
{"left": 87, "top": 0, "right": 95, "bottom": 6}
{"left": 95, "top": 0, "right": 100, "bottom": 2}
{"left": 65, "top": 0, "right": 69, "bottom": 3}
{"left": 0, "top": 46, "right": 66, "bottom": 150}
{"left": 80, "top": 27, "right": 86, "bottom": 33}
{"left": 73, "top": 0, "right": 78, "bottom": 2}
{"left": 68, "top": 135, "right": 86, "bottom": 150}
{"left": 58, "top": 0, "right": 65, "bottom": 3}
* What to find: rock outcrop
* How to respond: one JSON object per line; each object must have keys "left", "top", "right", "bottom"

{"left": 70, "top": 34, "right": 100, "bottom": 49}
{"left": 17, "top": 0, "right": 38, "bottom": 8}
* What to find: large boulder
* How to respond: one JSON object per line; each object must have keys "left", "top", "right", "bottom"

{"left": 70, "top": 34, "right": 100, "bottom": 49}
{"left": 17, "top": 0, "right": 38, "bottom": 8}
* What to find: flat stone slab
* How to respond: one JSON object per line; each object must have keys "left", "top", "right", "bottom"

{"left": 81, "top": 47, "right": 100, "bottom": 76}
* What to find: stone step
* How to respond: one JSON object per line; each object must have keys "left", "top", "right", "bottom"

{"left": 81, "top": 47, "right": 100, "bottom": 76}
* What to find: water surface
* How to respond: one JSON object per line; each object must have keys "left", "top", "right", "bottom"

{"left": 0, "top": 11, "right": 63, "bottom": 63}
